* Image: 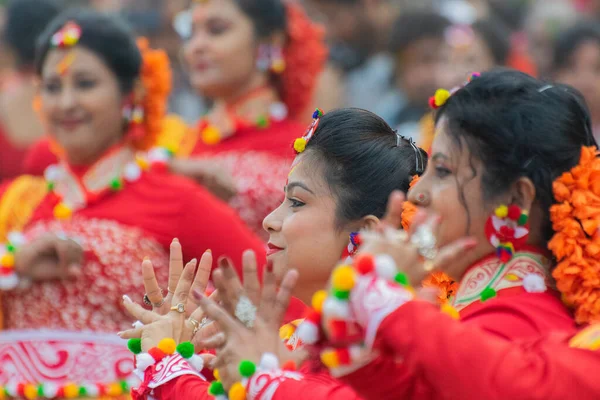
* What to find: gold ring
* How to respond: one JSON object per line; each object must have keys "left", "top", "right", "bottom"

{"left": 170, "top": 303, "right": 185, "bottom": 313}
{"left": 189, "top": 318, "right": 200, "bottom": 335}
{"left": 423, "top": 260, "right": 435, "bottom": 272}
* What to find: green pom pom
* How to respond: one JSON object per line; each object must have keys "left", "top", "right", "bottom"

{"left": 47, "top": 181, "right": 55, "bottom": 192}
{"left": 238, "top": 359, "right": 256, "bottom": 377}
{"left": 110, "top": 178, "right": 123, "bottom": 191}
{"left": 6, "top": 243, "right": 15, "bottom": 253}
{"left": 517, "top": 213, "right": 529, "bottom": 226}
{"left": 256, "top": 115, "right": 269, "bottom": 128}
{"left": 127, "top": 338, "right": 142, "bottom": 354}
{"left": 332, "top": 288, "right": 350, "bottom": 300}
{"left": 480, "top": 287, "right": 497, "bottom": 302}
{"left": 176, "top": 341, "right": 195, "bottom": 359}
{"left": 78, "top": 386, "right": 88, "bottom": 397}
{"left": 208, "top": 381, "right": 225, "bottom": 396}
{"left": 120, "top": 380, "right": 129, "bottom": 392}
{"left": 37, "top": 384, "right": 45, "bottom": 396}
{"left": 394, "top": 272, "right": 409, "bottom": 287}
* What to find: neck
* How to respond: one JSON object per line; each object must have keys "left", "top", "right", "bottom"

{"left": 211, "top": 75, "right": 280, "bottom": 121}
{"left": 294, "top": 281, "right": 325, "bottom": 306}
{"left": 64, "top": 138, "right": 124, "bottom": 167}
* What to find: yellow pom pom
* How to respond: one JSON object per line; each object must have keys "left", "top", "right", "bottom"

{"left": 331, "top": 265, "right": 356, "bottom": 291}
{"left": 24, "top": 384, "right": 38, "bottom": 400}
{"left": 228, "top": 382, "right": 247, "bottom": 400}
{"left": 320, "top": 349, "right": 339, "bottom": 368}
{"left": 441, "top": 303, "right": 460, "bottom": 320}
{"left": 53, "top": 202, "right": 72, "bottom": 220}
{"left": 0, "top": 387, "right": 5, "bottom": 399}
{"left": 158, "top": 337, "right": 177, "bottom": 355}
{"left": 213, "top": 368, "right": 220, "bottom": 381}
{"left": 63, "top": 34, "right": 78, "bottom": 46}
{"left": 293, "top": 137, "right": 307, "bottom": 153}
{"left": 201, "top": 125, "right": 221, "bottom": 145}
{"left": 0, "top": 253, "right": 14, "bottom": 268}
{"left": 107, "top": 382, "right": 123, "bottom": 396}
{"left": 434, "top": 89, "right": 451, "bottom": 107}
{"left": 495, "top": 205, "right": 508, "bottom": 218}
{"left": 63, "top": 383, "right": 79, "bottom": 398}
{"left": 136, "top": 155, "right": 150, "bottom": 170}
{"left": 311, "top": 290, "right": 328, "bottom": 313}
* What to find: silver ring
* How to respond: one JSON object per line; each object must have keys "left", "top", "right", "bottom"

{"left": 143, "top": 289, "right": 164, "bottom": 307}
{"left": 170, "top": 303, "right": 185, "bottom": 313}
{"left": 411, "top": 225, "right": 438, "bottom": 260}
{"left": 200, "top": 316, "right": 210, "bottom": 328}
{"left": 235, "top": 296, "right": 257, "bottom": 328}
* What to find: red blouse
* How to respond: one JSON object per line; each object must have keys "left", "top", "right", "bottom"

{"left": 0, "top": 124, "right": 29, "bottom": 181}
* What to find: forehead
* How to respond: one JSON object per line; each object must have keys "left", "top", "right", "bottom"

{"left": 42, "top": 46, "right": 112, "bottom": 78}
{"left": 288, "top": 154, "right": 331, "bottom": 195}
{"left": 192, "top": 0, "right": 245, "bottom": 22}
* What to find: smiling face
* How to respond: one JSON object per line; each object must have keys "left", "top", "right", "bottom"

{"left": 40, "top": 46, "right": 126, "bottom": 165}
{"left": 262, "top": 155, "right": 351, "bottom": 303}
{"left": 183, "top": 0, "right": 266, "bottom": 99}
{"left": 407, "top": 117, "right": 496, "bottom": 279}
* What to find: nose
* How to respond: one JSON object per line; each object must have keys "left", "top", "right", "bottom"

{"left": 263, "top": 203, "right": 283, "bottom": 234}
{"left": 184, "top": 30, "right": 209, "bottom": 60}
{"left": 407, "top": 178, "right": 431, "bottom": 207}
{"left": 57, "top": 85, "right": 77, "bottom": 111}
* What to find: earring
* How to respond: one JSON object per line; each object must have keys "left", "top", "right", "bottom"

{"left": 257, "top": 44, "right": 271, "bottom": 72}
{"left": 270, "top": 45, "right": 286, "bottom": 74}
{"left": 485, "top": 204, "right": 529, "bottom": 263}
{"left": 347, "top": 232, "right": 362, "bottom": 257}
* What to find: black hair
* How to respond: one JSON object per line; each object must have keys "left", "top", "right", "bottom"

{"left": 552, "top": 20, "right": 600, "bottom": 72}
{"left": 472, "top": 18, "right": 511, "bottom": 66}
{"left": 435, "top": 69, "right": 596, "bottom": 243}
{"left": 35, "top": 9, "right": 142, "bottom": 94}
{"left": 389, "top": 11, "right": 451, "bottom": 54}
{"left": 234, "top": 0, "right": 287, "bottom": 39}
{"left": 3, "top": 0, "right": 61, "bottom": 69}
{"left": 304, "top": 108, "right": 428, "bottom": 227}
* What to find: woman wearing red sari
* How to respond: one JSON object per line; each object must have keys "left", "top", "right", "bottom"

{"left": 0, "top": 9, "right": 264, "bottom": 398}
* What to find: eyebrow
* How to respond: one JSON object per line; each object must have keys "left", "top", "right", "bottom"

{"left": 431, "top": 153, "right": 450, "bottom": 162}
{"left": 285, "top": 181, "right": 315, "bottom": 195}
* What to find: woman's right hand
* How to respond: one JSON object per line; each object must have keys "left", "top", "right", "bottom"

{"left": 15, "top": 233, "right": 84, "bottom": 281}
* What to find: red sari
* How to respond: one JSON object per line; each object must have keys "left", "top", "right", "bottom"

{"left": 0, "top": 124, "right": 29, "bottom": 181}
{"left": 0, "top": 145, "right": 265, "bottom": 393}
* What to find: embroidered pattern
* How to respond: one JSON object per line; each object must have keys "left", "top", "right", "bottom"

{"left": 147, "top": 354, "right": 203, "bottom": 389}
{"left": 247, "top": 370, "right": 303, "bottom": 400}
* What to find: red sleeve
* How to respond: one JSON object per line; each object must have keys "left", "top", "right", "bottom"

{"left": 152, "top": 375, "right": 211, "bottom": 400}
{"left": 23, "top": 138, "right": 58, "bottom": 176}
{"left": 270, "top": 370, "right": 361, "bottom": 400}
{"left": 372, "top": 301, "right": 600, "bottom": 400}
{"left": 177, "top": 184, "right": 266, "bottom": 277}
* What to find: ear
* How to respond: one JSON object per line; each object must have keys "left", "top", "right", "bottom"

{"left": 359, "top": 214, "right": 380, "bottom": 231}
{"left": 509, "top": 177, "right": 536, "bottom": 211}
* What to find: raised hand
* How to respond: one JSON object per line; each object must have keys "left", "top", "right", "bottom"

{"left": 15, "top": 233, "right": 84, "bottom": 281}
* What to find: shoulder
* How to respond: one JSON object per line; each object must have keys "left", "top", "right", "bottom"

{"left": 23, "top": 138, "right": 57, "bottom": 176}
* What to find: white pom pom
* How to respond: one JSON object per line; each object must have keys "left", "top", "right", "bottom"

{"left": 147, "top": 147, "right": 170, "bottom": 163}
{"left": 123, "top": 162, "right": 142, "bottom": 182}
{"left": 136, "top": 353, "right": 156, "bottom": 372}
{"left": 348, "top": 345, "right": 364, "bottom": 361}
{"left": 127, "top": 374, "right": 142, "bottom": 389}
{"left": 296, "top": 320, "right": 319, "bottom": 344}
{"left": 188, "top": 354, "right": 204, "bottom": 371}
{"left": 375, "top": 254, "right": 397, "bottom": 281}
{"left": 132, "top": 320, "right": 144, "bottom": 329}
{"left": 523, "top": 274, "right": 547, "bottom": 293}
{"left": 5, "top": 382, "right": 17, "bottom": 396}
{"left": 43, "top": 382, "right": 59, "bottom": 398}
{"left": 7, "top": 231, "right": 26, "bottom": 247}
{"left": 0, "top": 274, "right": 20, "bottom": 290}
{"left": 322, "top": 297, "right": 351, "bottom": 319}
{"left": 82, "top": 383, "right": 99, "bottom": 397}
{"left": 44, "top": 164, "right": 62, "bottom": 182}
{"left": 269, "top": 102, "right": 289, "bottom": 121}
{"left": 259, "top": 353, "right": 280, "bottom": 371}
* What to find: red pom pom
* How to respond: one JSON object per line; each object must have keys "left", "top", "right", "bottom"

{"left": 17, "top": 382, "right": 26, "bottom": 396}
{"left": 305, "top": 309, "right": 322, "bottom": 324}
{"left": 57, "top": 387, "right": 66, "bottom": 398}
{"left": 498, "top": 248, "right": 512, "bottom": 263}
{"left": 97, "top": 383, "right": 107, "bottom": 396}
{"left": 282, "top": 360, "right": 297, "bottom": 371}
{"left": 337, "top": 348, "right": 351, "bottom": 365}
{"left": 428, "top": 96, "right": 437, "bottom": 109}
{"left": 498, "top": 225, "right": 515, "bottom": 240}
{"left": 148, "top": 347, "right": 167, "bottom": 362}
{"left": 354, "top": 253, "right": 375, "bottom": 275}
{"left": 327, "top": 319, "right": 348, "bottom": 342}
{"left": 507, "top": 205, "right": 521, "bottom": 221}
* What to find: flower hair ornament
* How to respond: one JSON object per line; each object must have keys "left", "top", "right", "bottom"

{"left": 293, "top": 108, "right": 324, "bottom": 154}
{"left": 429, "top": 72, "right": 481, "bottom": 110}
{"left": 549, "top": 146, "right": 600, "bottom": 324}
{"left": 50, "top": 21, "right": 82, "bottom": 76}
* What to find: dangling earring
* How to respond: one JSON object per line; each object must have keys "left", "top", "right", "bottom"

{"left": 256, "top": 44, "right": 286, "bottom": 74}
{"left": 347, "top": 232, "right": 362, "bottom": 257}
{"left": 123, "top": 82, "right": 145, "bottom": 141}
{"left": 485, "top": 204, "right": 529, "bottom": 263}
{"left": 256, "top": 44, "right": 271, "bottom": 72}
{"left": 270, "top": 45, "right": 286, "bottom": 74}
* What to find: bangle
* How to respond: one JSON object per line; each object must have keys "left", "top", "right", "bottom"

{"left": 0, "top": 231, "right": 27, "bottom": 290}
{"left": 127, "top": 338, "right": 204, "bottom": 373}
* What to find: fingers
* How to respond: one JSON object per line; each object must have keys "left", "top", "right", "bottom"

{"left": 408, "top": 210, "right": 429, "bottom": 236}
{"left": 382, "top": 191, "right": 406, "bottom": 230}
{"left": 241, "top": 250, "right": 261, "bottom": 305}
{"left": 258, "top": 261, "right": 277, "bottom": 321}
{"left": 190, "top": 250, "right": 213, "bottom": 305}
{"left": 430, "top": 237, "right": 477, "bottom": 272}
{"left": 142, "top": 258, "right": 163, "bottom": 306}
{"left": 172, "top": 259, "right": 198, "bottom": 309}
{"left": 167, "top": 238, "right": 184, "bottom": 297}
{"left": 118, "top": 327, "right": 143, "bottom": 339}
{"left": 54, "top": 236, "right": 83, "bottom": 278}
{"left": 271, "top": 269, "right": 299, "bottom": 326}
{"left": 122, "top": 295, "right": 160, "bottom": 325}
{"left": 213, "top": 258, "right": 242, "bottom": 315}
{"left": 200, "top": 332, "right": 226, "bottom": 349}
{"left": 193, "top": 289, "right": 239, "bottom": 334}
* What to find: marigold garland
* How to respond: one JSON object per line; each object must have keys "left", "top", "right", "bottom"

{"left": 548, "top": 146, "right": 600, "bottom": 324}
{"left": 402, "top": 175, "right": 458, "bottom": 304}
{"left": 131, "top": 38, "right": 172, "bottom": 151}
{"left": 280, "top": 3, "right": 328, "bottom": 120}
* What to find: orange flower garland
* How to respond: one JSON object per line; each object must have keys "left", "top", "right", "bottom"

{"left": 401, "top": 175, "right": 458, "bottom": 304}
{"left": 132, "top": 38, "right": 172, "bottom": 151}
{"left": 280, "top": 3, "right": 328, "bottom": 120}
{"left": 549, "top": 146, "right": 600, "bottom": 324}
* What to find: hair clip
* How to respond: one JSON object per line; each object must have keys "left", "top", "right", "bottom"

{"left": 394, "top": 132, "right": 425, "bottom": 175}
{"left": 538, "top": 84, "right": 553, "bottom": 93}
{"left": 51, "top": 21, "right": 82, "bottom": 49}
{"left": 428, "top": 89, "right": 451, "bottom": 109}
{"left": 293, "top": 108, "right": 324, "bottom": 154}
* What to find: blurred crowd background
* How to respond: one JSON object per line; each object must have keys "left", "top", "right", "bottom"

{"left": 1, "top": 0, "right": 600, "bottom": 152}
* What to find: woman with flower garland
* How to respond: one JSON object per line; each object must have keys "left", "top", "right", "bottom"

{"left": 167, "top": 0, "right": 327, "bottom": 238}
{"left": 0, "top": 9, "right": 265, "bottom": 398}
{"left": 118, "top": 107, "right": 428, "bottom": 399}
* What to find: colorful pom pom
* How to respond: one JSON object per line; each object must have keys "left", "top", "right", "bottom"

{"left": 148, "top": 347, "right": 167, "bottom": 362}
{"left": 440, "top": 303, "right": 460, "bottom": 320}
{"left": 434, "top": 89, "right": 451, "bottom": 107}
{"left": 311, "top": 290, "right": 328, "bottom": 313}
{"left": 259, "top": 353, "right": 280, "bottom": 371}
{"left": 23, "top": 384, "right": 37, "bottom": 400}
{"left": 517, "top": 212, "right": 529, "bottom": 226}
{"left": 394, "top": 272, "right": 410, "bottom": 287}
{"left": 189, "top": 354, "right": 205, "bottom": 371}
{"left": 110, "top": 178, "right": 123, "bottom": 191}
{"left": 157, "top": 338, "right": 177, "bottom": 355}
{"left": 480, "top": 287, "right": 497, "bottom": 302}
{"left": 213, "top": 369, "right": 220, "bottom": 381}
{"left": 176, "top": 341, "right": 195, "bottom": 359}
{"left": 320, "top": 349, "right": 339, "bottom": 368}
{"left": 53, "top": 202, "right": 73, "bottom": 220}
{"left": 136, "top": 353, "right": 156, "bottom": 372}
{"left": 127, "top": 338, "right": 142, "bottom": 354}
{"left": 201, "top": 125, "right": 222, "bottom": 145}
{"left": 331, "top": 265, "right": 356, "bottom": 291}
{"left": 229, "top": 382, "right": 247, "bottom": 400}
{"left": 331, "top": 288, "right": 350, "bottom": 300}
{"left": 0, "top": 253, "right": 14, "bottom": 268}
{"left": 293, "top": 137, "right": 307, "bottom": 153}
{"left": 322, "top": 297, "right": 351, "bottom": 319}
{"left": 313, "top": 108, "right": 324, "bottom": 119}
{"left": 238, "top": 360, "right": 256, "bottom": 377}
{"left": 282, "top": 360, "right": 297, "bottom": 371}
{"left": 354, "top": 253, "right": 375, "bottom": 275}
{"left": 494, "top": 205, "right": 508, "bottom": 218}
{"left": 208, "top": 381, "right": 225, "bottom": 396}
{"left": 295, "top": 320, "right": 319, "bottom": 344}
{"left": 507, "top": 205, "right": 521, "bottom": 221}
{"left": 375, "top": 254, "right": 397, "bottom": 281}
{"left": 63, "top": 383, "right": 79, "bottom": 398}
{"left": 106, "top": 382, "right": 123, "bottom": 396}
